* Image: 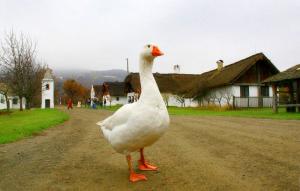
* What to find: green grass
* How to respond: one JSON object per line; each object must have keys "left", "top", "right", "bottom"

{"left": 167, "top": 107, "right": 300, "bottom": 120}
{"left": 0, "top": 109, "right": 69, "bottom": 144}
{"left": 100, "top": 105, "right": 300, "bottom": 120}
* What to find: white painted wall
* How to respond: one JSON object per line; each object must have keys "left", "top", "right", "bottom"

{"left": 249, "top": 86, "right": 258, "bottom": 97}
{"left": 269, "top": 86, "right": 273, "bottom": 97}
{"left": 198, "top": 86, "right": 236, "bottom": 106}
{"left": 108, "top": 96, "right": 127, "bottom": 106}
{"left": 200, "top": 85, "right": 273, "bottom": 107}
{"left": 232, "top": 86, "right": 240, "bottom": 97}
{"left": 10, "top": 97, "right": 26, "bottom": 109}
{"left": 167, "top": 95, "right": 198, "bottom": 107}
{"left": 0, "top": 93, "right": 6, "bottom": 110}
{"left": 0, "top": 94, "right": 26, "bottom": 110}
{"left": 41, "top": 79, "right": 54, "bottom": 109}
{"left": 123, "top": 85, "right": 273, "bottom": 108}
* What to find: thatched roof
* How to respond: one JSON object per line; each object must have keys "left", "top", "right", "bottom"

{"left": 93, "top": 82, "right": 125, "bottom": 97}
{"left": 194, "top": 53, "right": 278, "bottom": 87}
{"left": 125, "top": 53, "right": 279, "bottom": 98}
{"left": 124, "top": 73, "right": 200, "bottom": 95}
{"left": 263, "top": 64, "right": 300, "bottom": 83}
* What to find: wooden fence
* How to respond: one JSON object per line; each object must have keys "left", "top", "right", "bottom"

{"left": 233, "top": 97, "right": 273, "bottom": 108}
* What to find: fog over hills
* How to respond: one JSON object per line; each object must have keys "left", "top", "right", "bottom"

{"left": 53, "top": 69, "right": 128, "bottom": 88}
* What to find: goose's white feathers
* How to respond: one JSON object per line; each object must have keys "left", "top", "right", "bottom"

{"left": 98, "top": 102, "right": 169, "bottom": 154}
{"left": 97, "top": 44, "right": 169, "bottom": 155}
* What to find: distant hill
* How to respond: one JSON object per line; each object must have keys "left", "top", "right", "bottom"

{"left": 53, "top": 69, "right": 128, "bottom": 87}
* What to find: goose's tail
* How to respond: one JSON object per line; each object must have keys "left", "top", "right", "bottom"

{"left": 96, "top": 121, "right": 111, "bottom": 140}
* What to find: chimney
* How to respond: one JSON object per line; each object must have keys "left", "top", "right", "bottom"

{"left": 216, "top": 60, "right": 223, "bottom": 71}
{"left": 173, "top": 65, "right": 180, "bottom": 73}
{"left": 126, "top": 58, "right": 129, "bottom": 73}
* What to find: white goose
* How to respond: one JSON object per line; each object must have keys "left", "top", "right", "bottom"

{"left": 97, "top": 44, "right": 169, "bottom": 182}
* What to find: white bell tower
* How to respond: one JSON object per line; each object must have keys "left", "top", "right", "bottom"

{"left": 41, "top": 69, "right": 54, "bottom": 109}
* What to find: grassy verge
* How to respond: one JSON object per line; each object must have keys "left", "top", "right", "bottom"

{"left": 167, "top": 107, "right": 300, "bottom": 120}
{"left": 0, "top": 109, "right": 69, "bottom": 144}
{"left": 99, "top": 105, "right": 300, "bottom": 120}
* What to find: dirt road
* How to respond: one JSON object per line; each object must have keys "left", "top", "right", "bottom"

{"left": 0, "top": 108, "right": 299, "bottom": 191}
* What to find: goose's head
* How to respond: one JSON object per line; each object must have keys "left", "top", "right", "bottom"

{"left": 140, "top": 44, "right": 164, "bottom": 61}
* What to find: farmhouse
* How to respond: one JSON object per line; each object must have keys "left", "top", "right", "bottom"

{"left": 90, "top": 82, "right": 127, "bottom": 106}
{"left": 124, "top": 73, "right": 200, "bottom": 107}
{"left": 189, "top": 53, "right": 279, "bottom": 107}
{"left": 263, "top": 64, "right": 300, "bottom": 112}
{"left": 125, "top": 53, "right": 279, "bottom": 107}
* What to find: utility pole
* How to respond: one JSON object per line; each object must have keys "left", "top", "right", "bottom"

{"left": 126, "top": 58, "right": 129, "bottom": 73}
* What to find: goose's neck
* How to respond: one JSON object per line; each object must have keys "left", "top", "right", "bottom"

{"left": 139, "top": 57, "right": 163, "bottom": 105}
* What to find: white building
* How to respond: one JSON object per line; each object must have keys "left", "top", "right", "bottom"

{"left": 91, "top": 82, "right": 127, "bottom": 106}
{"left": 41, "top": 69, "right": 55, "bottom": 109}
{"left": 194, "top": 53, "right": 279, "bottom": 108}
{"left": 0, "top": 83, "right": 26, "bottom": 110}
{"left": 0, "top": 94, "right": 26, "bottom": 110}
{"left": 200, "top": 85, "right": 273, "bottom": 108}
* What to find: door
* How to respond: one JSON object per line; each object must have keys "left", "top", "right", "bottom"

{"left": 45, "top": 99, "right": 50, "bottom": 108}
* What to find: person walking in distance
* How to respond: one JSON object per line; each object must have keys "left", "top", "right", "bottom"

{"left": 67, "top": 98, "right": 73, "bottom": 110}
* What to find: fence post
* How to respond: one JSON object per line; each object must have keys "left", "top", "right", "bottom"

{"left": 272, "top": 85, "right": 278, "bottom": 113}
{"left": 233, "top": 96, "right": 235, "bottom": 109}
{"left": 247, "top": 97, "right": 250, "bottom": 108}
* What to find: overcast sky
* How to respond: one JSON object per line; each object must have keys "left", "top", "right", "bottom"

{"left": 1, "top": 0, "right": 300, "bottom": 74}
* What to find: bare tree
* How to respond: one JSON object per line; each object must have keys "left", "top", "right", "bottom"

{"left": 215, "top": 90, "right": 223, "bottom": 107}
{"left": 162, "top": 93, "right": 171, "bottom": 107}
{"left": 209, "top": 91, "right": 217, "bottom": 106}
{"left": 0, "top": 31, "right": 38, "bottom": 110}
{"left": 191, "top": 83, "right": 209, "bottom": 107}
{"left": 221, "top": 87, "right": 234, "bottom": 106}
{"left": 203, "top": 93, "right": 211, "bottom": 106}
{"left": 0, "top": 31, "right": 34, "bottom": 110}
{"left": 23, "top": 62, "right": 46, "bottom": 109}
{"left": 175, "top": 95, "right": 185, "bottom": 107}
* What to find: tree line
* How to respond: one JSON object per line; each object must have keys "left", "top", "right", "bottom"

{"left": 62, "top": 79, "right": 90, "bottom": 106}
{"left": 0, "top": 31, "right": 46, "bottom": 111}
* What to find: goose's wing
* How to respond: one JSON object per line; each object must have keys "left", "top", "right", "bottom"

{"left": 97, "top": 103, "right": 136, "bottom": 130}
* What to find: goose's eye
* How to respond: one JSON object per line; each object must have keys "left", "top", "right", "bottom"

{"left": 147, "top": 45, "right": 151, "bottom": 48}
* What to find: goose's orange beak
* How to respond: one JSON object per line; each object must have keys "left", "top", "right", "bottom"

{"left": 152, "top": 46, "right": 164, "bottom": 57}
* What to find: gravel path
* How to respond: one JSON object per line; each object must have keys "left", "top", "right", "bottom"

{"left": 0, "top": 108, "right": 299, "bottom": 191}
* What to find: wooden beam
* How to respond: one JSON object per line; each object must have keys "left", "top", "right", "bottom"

{"left": 289, "top": 82, "right": 295, "bottom": 103}
{"left": 272, "top": 84, "right": 278, "bottom": 113}
{"left": 297, "top": 79, "right": 300, "bottom": 112}
{"left": 233, "top": 83, "right": 263, "bottom": 86}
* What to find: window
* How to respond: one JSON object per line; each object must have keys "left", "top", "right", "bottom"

{"left": 240, "top": 86, "right": 249, "bottom": 97}
{"left": 45, "top": 84, "right": 50, "bottom": 90}
{"left": 116, "top": 96, "right": 119, "bottom": 101}
{"left": 261, "top": 86, "right": 269, "bottom": 97}
{"left": 12, "top": 98, "right": 18, "bottom": 104}
{"left": 0, "top": 95, "right": 4, "bottom": 104}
